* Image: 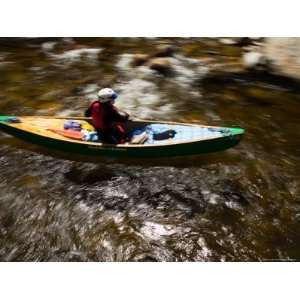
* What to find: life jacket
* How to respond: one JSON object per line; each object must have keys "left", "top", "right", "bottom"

{"left": 84, "top": 100, "right": 97, "bottom": 117}
{"left": 85, "top": 100, "right": 128, "bottom": 131}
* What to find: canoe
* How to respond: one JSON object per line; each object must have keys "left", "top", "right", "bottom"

{"left": 0, "top": 115, "right": 244, "bottom": 158}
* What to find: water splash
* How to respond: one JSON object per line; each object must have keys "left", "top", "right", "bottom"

{"left": 49, "top": 48, "right": 103, "bottom": 64}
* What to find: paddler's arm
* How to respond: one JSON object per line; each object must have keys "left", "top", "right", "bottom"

{"left": 111, "top": 105, "right": 130, "bottom": 122}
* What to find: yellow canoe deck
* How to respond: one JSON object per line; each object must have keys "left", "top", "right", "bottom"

{"left": 13, "top": 117, "right": 93, "bottom": 144}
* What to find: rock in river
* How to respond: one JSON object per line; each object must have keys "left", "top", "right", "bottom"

{"left": 148, "top": 57, "right": 172, "bottom": 75}
{"left": 263, "top": 37, "right": 300, "bottom": 81}
{"left": 131, "top": 53, "right": 150, "bottom": 67}
{"left": 153, "top": 44, "right": 177, "bottom": 57}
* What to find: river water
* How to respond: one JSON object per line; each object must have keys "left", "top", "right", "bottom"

{"left": 0, "top": 38, "right": 299, "bottom": 261}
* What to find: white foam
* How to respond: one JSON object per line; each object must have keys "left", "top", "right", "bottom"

{"left": 116, "top": 54, "right": 133, "bottom": 72}
{"left": 197, "top": 237, "right": 212, "bottom": 258}
{"left": 56, "top": 109, "right": 80, "bottom": 117}
{"left": 209, "top": 194, "right": 219, "bottom": 205}
{"left": 41, "top": 41, "right": 57, "bottom": 52}
{"left": 81, "top": 84, "right": 99, "bottom": 100}
{"left": 114, "top": 78, "right": 168, "bottom": 119}
{"left": 51, "top": 48, "right": 103, "bottom": 63}
{"left": 140, "top": 222, "right": 177, "bottom": 241}
{"left": 103, "top": 186, "right": 129, "bottom": 199}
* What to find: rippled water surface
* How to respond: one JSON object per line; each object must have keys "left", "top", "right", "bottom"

{"left": 0, "top": 38, "right": 299, "bottom": 261}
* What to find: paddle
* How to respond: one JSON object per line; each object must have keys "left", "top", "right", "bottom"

{"left": 47, "top": 128, "right": 84, "bottom": 140}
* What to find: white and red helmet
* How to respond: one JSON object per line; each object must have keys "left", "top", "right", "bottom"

{"left": 97, "top": 88, "right": 118, "bottom": 103}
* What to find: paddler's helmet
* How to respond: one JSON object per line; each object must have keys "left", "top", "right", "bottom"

{"left": 97, "top": 88, "right": 118, "bottom": 103}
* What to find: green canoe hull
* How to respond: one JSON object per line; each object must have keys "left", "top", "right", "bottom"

{"left": 0, "top": 116, "right": 244, "bottom": 158}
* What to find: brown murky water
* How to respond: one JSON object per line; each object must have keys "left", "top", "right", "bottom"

{"left": 0, "top": 38, "right": 299, "bottom": 261}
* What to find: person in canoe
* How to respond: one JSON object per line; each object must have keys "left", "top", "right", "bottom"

{"left": 85, "top": 88, "right": 130, "bottom": 144}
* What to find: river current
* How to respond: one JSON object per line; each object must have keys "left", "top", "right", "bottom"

{"left": 0, "top": 38, "right": 299, "bottom": 261}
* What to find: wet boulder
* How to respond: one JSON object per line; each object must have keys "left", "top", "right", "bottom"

{"left": 153, "top": 44, "right": 177, "bottom": 57}
{"left": 263, "top": 37, "right": 300, "bottom": 81}
{"left": 235, "top": 37, "right": 254, "bottom": 47}
{"left": 131, "top": 53, "right": 150, "bottom": 67}
{"left": 148, "top": 57, "right": 173, "bottom": 75}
